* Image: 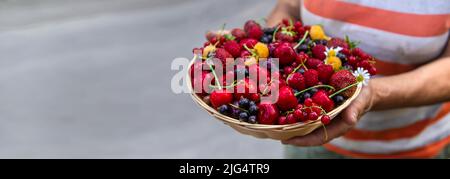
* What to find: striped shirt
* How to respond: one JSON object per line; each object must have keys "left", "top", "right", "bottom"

{"left": 300, "top": 0, "right": 450, "bottom": 158}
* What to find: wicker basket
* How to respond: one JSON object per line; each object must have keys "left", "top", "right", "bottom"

{"left": 186, "top": 57, "right": 362, "bottom": 140}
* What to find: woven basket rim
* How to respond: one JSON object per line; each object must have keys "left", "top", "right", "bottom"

{"left": 186, "top": 55, "right": 362, "bottom": 131}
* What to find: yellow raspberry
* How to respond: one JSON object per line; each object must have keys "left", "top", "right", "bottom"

{"left": 253, "top": 42, "right": 269, "bottom": 59}
{"left": 244, "top": 57, "right": 258, "bottom": 66}
{"left": 310, "top": 25, "right": 330, "bottom": 40}
{"left": 325, "top": 56, "right": 342, "bottom": 71}
{"left": 202, "top": 45, "right": 216, "bottom": 58}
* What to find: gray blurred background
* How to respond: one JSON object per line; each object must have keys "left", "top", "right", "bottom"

{"left": 0, "top": 0, "right": 283, "bottom": 158}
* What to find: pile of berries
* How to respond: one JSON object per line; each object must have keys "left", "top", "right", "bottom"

{"left": 190, "top": 19, "right": 376, "bottom": 125}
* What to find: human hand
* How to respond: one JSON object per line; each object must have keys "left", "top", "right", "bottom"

{"left": 281, "top": 83, "right": 377, "bottom": 146}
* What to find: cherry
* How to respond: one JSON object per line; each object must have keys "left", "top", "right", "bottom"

{"left": 321, "top": 115, "right": 331, "bottom": 125}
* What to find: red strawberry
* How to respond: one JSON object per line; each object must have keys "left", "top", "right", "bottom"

{"left": 274, "top": 42, "right": 296, "bottom": 66}
{"left": 210, "top": 89, "right": 233, "bottom": 108}
{"left": 312, "top": 90, "right": 335, "bottom": 112}
{"left": 239, "top": 38, "right": 258, "bottom": 49}
{"left": 341, "top": 48, "right": 350, "bottom": 56}
{"left": 312, "top": 44, "right": 326, "bottom": 60}
{"left": 327, "top": 38, "right": 349, "bottom": 49}
{"left": 223, "top": 40, "right": 241, "bottom": 58}
{"left": 303, "top": 69, "right": 319, "bottom": 87}
{"left": 306, "top": 58, "right": 323, "bottom": 69}
{"left": 247, "top": 26, "right": 264, "bottom": 40}
{"left": 329, "top": 70, "right": 357, "bottom": 98}
{"left": 317, "top": 64, "right": 334, "bottom": 83}
{"left": 258, "top": 102, "right": 279, "bottom": 125}
{"left": 276, "top": 86, "right": 298, "bottom": 111}
{"left": 231, "top": 28, "right": 247, "bottom": 41}
{"left": 214, "top": 48, "right": 234, "bottom": 67}
{"left": 287, "top": 72, "right": 306, "bottom": 91}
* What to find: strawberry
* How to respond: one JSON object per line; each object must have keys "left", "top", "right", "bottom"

{"left": 239, "top": 38, "right": 258, "bottom": 49}
{"left": 306, "top": 58, "right": 323, "bottom": 69}
{"left": 287, "top": 72, "right": 306, "bottom": 91}
{"left": 329, "top": 70, "right": 357, "bottom": 98}
{"left": 327, "top": 38, "right": 349, "bottom": 49}
{"left": 317, "top": 64, "right": 334, "bottom": 83}
{"left": 303, "top": 69, "right": 319, "bottom": 87}
{"left": 276, "top": 86, "right": 298, "bottom": 111}
{"left": 274, "top": 42, "right": 296, "bottom": 66}
{"left": 231, "top": 28, "right": 247, "bottom": 41}
{"left": 312, "top": 90, "right": 335, "bottom": 112}
{"left": 223, "top": 40, "right": 241, "bottom": 58}
{"left": 214, "top": 48, "right": 234, "bottom": 68}
{"left": 210, "top": 89, "right": 233, "bottom": 108}
{"left": 312, "top": 44, "right": 327, "bottom": 60}
{"left": 258, "top": 102, "right": 279, "bottom": 124}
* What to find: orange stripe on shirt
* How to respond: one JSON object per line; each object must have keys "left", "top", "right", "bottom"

{"left": 343, "top": 103, "right": 450, "bottom": 141}
{"left": 374, "top": 59, "right": 419, "bottom": 76}
{"left": 304, "top": 0, "right": 449, "bottom": 37}
{"left": 323, "top": 135, "right": 450, "bottom": 158}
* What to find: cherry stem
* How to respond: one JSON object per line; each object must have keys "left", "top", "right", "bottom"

{"left": 206, "top": 58, "right": 222, "bottom": 89}
{"left": 286, "top": 62, "right": 307, "bottom": 81}
{"left": 294, "top": 85, "right": 335, "bottom": 96}
{"left": 329, "top": 82, "right": 359, "bottom": 98}
{"left": 321, "top": 123, "right": 329, "bottom": 142}
{"left": 293, "top": 31, "right": 309, "bottom": 49}
{"left": 243, "top": 44, "right": 257, "bottom": 57}
{"left": 272, "top": 26, "right": 280, "bottom": 42}
{"left": 229, "top": 103, "right": 249, "bottom": 113}
{"left": 209, "top": 80, "right": 241, "bottom": 89}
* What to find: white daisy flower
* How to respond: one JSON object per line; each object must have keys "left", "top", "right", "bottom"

{"left": 324, "top": 46, "right": 343, "bottom": 57}
{"left": 353, "top": 67, "right": 371, "bottom": 86}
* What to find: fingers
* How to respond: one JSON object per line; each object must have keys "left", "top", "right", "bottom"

{"left": 282, "top": 116, "right": 354, "bottom": 146}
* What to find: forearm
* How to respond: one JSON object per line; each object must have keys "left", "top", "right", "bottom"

{"left": 266, "top": 0, "right": 300, "bottom": 27}
{"left": 370, "top": 56, "right": 450, "bottom": 110}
